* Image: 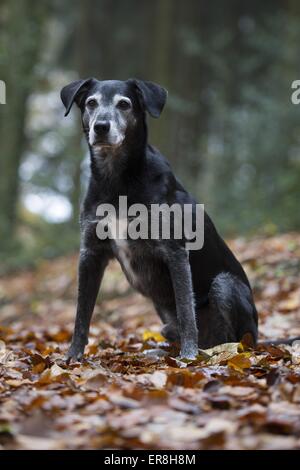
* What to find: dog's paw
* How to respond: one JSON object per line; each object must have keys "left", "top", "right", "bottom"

{"left": 178, "top": 347, "right": 198, "bottom": 361}
{"left": 161, "top": 323, "right": 180, "bottom": 342}
{"left": 66, "top": 344, "right": 85, "bottom": 364}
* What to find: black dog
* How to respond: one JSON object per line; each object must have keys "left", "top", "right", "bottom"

{"left": 61, "top": 78, "right": 260, "bottom": 362}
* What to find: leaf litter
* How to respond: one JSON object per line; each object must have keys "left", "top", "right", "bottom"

{"left": 0, "top": 235, "right": 300, "bottom": 449}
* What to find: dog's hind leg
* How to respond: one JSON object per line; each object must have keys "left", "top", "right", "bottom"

{"left": 197, "top": 272, "right": 258, "bottom": 349}
{"left": 154, "top": 303, "right": 179, "bottom": 342}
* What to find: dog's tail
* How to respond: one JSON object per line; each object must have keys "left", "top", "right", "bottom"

{"left": 241, "top": 332, "right": 300, "bottom": 348}
{"left": 258, "top": 336, "right": 300, "bottom": 346}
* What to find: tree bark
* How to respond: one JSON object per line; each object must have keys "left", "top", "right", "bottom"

{"left": 0, "top": 0, "right": 48, "bottom": 246}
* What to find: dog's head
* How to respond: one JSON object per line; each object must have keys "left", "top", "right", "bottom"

{"left": 61, "top": 78, "right": 167, "bottom": 150}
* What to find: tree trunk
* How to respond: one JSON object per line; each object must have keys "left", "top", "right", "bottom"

{"left": 0, "top": 0, "right": 48, "bottom": 247}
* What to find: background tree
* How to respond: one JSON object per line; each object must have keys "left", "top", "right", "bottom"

{"left": 0, "top": 0, "right": 49, "bottom": 249}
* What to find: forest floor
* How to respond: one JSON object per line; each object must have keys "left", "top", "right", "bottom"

{"left": 0, "top": 234, "right": 300, "bottom": 450}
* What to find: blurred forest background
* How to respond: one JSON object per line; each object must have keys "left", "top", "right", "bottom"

{"left": 1, "top": 0, "right": 300, "bottom": 273}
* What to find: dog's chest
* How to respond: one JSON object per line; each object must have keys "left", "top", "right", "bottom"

{"left": 113, "top": 238, "right": 138, "bottom": 285}
{"left": 98, "top": 216, "right": 168, "bottom": 296}
{"left": 108, "top": 218, "right": 140, "bottom": 287}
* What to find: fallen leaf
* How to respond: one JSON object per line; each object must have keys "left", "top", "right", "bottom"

{"left": 201, "top": 342, "right": 240, "bottom": 365}
{"left": 143, "top": 330, "right": 166, "bottom": 342}
{"left": 228, "top": 353, "right": 252, "bottom": 373}
{"left": 38, "top": 364, "right": 69, "bottom": 385}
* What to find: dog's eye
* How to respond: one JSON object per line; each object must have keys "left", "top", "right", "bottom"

{"left": 117, "top": 99, "right": 131, "bottom": 111}
{"left": 86, "top": 99, "right": 98, "bottom": 108}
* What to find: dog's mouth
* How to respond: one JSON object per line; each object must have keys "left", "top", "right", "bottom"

{"left": 88, "top": 127, "right": 125, "bottom": 151}
{"left": 92, "top": 138, "right": 110, "bottom": 146}
{"left": 94, "top": 142, "right": 113, "bottom": 148}
{"left": 93, "top": 142, "right": 121, "bottom": 149}
{"left": 91, "top": 142, "right": 123, "bottom": 156}
{"left": 92, "top": 139, "right": 123, "bottom": 151}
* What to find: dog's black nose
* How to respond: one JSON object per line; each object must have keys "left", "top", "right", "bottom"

{"left": 94, "top": 121, "right": 110, "bottom": 135}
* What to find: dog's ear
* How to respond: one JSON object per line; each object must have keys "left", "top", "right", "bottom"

{"left": 128, "top": 79, "right": 168, "bottom": 118}
{"left": 60, "top": 78, "right": 96, "bottom": 117}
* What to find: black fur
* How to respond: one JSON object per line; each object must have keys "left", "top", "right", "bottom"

{"left": 61, "top": 78, "right": 260, "bottom": 361}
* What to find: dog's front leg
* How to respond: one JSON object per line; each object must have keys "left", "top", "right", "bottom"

{"left": 67, "top": 249, "right": 108, "bottom": 362}
{"left": 166, "top": 248, "right": 198, "bottom": 359}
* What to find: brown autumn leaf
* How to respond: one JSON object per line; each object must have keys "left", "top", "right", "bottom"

{"left": 201, "top": 342, "right": 241, "bottom": 365}
{"left": 0, "top": 341, "right": 14, "bottom": 365}
{"left": 80, "top": 370, "right": 109, "bottom": 390}
{"left": 37, "top": 364, "right": 70, "bottom": 385}
{"left": 278, "top": 289, "right": 300, "bottom": 312}
{"left": 29, "top": 353, "right": 51, "bottom": 374}
{"left": 136, "top": 370, "right": 167, "bottom": 389}
{"left": 5, "top": 378, "right": 33, "bottom": 388}
{"left": 167, "top": 369, "right": 205, "bottom": 388}
{"left": 228, "top": 353, "right": 252, "bottom": 373}
{"left": 290, "top": 342, "right": 300, "bottom": 365}
{"left": 219, "top": 385, "right": 257, "bottom": 399}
